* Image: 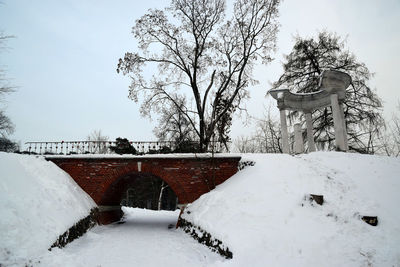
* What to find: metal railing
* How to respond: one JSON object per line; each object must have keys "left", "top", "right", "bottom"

{"left": 24, "top": 140, "right": 227, "bottom": 155}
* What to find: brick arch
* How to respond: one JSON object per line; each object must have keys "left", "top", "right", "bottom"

{"left": 47, "top": 156, "right": 241, "bottom": 223}
{"left": 99, "top": 171, "right": 181, "bottom": 206}
{"left": 92, "top": 161, "right": 192, "bottom": 204}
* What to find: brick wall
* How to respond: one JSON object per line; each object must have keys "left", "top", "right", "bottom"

{"left": 47, "top": 156, "right": 240, "bottom": 205}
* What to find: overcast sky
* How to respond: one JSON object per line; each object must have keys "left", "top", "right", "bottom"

{"left": 1, "top": 0, "right": 399, "bottom": 148}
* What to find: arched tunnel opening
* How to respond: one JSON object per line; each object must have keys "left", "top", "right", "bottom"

{"left": 97, "top": 173, "right": 179, "bottom": 224}
{"left": 120, "top": 176, "right": 178, "bottom": 211}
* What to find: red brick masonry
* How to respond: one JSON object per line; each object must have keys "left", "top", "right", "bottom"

{"left": 47, "top": 156, "right": 241, "bottom": 205}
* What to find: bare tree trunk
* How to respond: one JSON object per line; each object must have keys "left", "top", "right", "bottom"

{"left": 157, "top": 181, "right": 169, "bottom": 210}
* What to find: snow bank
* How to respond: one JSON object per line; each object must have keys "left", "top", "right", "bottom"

{"left": 182, "top": 152, "right": 400, "bottom": 266}
{"left": 0, "top": 152, "right": 96, "bottom": 266}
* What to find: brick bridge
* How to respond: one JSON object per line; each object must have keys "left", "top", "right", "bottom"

{"left": 46, "top": 155, "right": 241, "bottom": 224}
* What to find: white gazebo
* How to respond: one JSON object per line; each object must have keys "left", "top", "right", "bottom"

{"left": 269, "top": 70, "right": 352, "bottom": 154}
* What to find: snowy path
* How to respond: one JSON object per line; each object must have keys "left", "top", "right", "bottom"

{"left": 37, "top": 208, "right": 224, "bottom": 267}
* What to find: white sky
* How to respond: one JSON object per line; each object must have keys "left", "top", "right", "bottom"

{"left": 1, "top": 0, "right": 399, "bottom": 147}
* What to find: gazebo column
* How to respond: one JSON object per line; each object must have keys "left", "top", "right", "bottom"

{"left": 294, "top": 123, "right": 304, "bottom": 154}
{"left": 339, "top": 102, "right": 349, "bottom": 150}
{"left": 305, "top": 112, "right": 316, "bottom": 152}
{"left": 279, "top": 109, "right": 290, "bottom": 154}
{"left": 330, "top": 94, "right": 348, "bottom": 151}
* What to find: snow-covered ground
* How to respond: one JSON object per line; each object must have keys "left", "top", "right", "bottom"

{"left": 37, "top": 208, "right": 223, "bottom": 267}
{"left": 0, "top": 152, "right": 96, "bottom": 267}
{"left": 183, "top": 152, "right": 400, "bottom": 266}
{"left": 1, "top": 151, "right": 400, "bottom": 266}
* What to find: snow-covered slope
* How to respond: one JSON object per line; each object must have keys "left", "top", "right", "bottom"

{"left": 0, "top": 152, "right": 96, "bottom": 266}
{"left": 182, "top": 152, "right": 400, "bottom": 266}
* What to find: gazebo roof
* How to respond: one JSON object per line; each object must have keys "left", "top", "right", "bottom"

{"left": 268, "top": 70, "right": 351, "bottom": 111}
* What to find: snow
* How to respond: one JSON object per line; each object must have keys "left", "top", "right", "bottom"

{"left": 1, "top": 151, "right": 400, "bottom": 266}
{"left": 182, "top": 152, "right": 400, "bottom": 266}
{"left": 37, "top": 208, "right": 223, "bottom": 267}
{"left": 0, "top": 152, "right": 96, "bottom": 267}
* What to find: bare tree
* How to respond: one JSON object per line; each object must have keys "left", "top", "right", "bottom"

{"left": 0, "top": 110, "right": 13, "bottom": 137}
{"left": 86, "top": 129, "right": 109, "bottom": 154}
{"left": 380, "top": 102, "right": 400, "bottom": 157}
{"left": 153, "top": 96, "right": 198, "bottom": 151}
{"left": 0, "top": 136, "right": 17, "bottom": 152}
{"left": 0, "top": 32, "right": 15, "bottom": 141}
{"left": 233, "top": 107, "right": 281, "bottom": 153}
{"left": 157, "top": 181, "right": 169, "bottom": 210}
{"left": 234, "top": 135, "right": 257, "bottom": 153}
{"left": 0, "top": 32, "right": 14, "bottom": 98}
{"left": 391, "top": 104, "right": 400, "bottom": 155}
{"left": 272, "top": 31, "right": 384, "bottom": 153}
{"left": 252, "top": 107, "right": 281, "bottom": 153}
{"left": 117, "top": 0, "right": 281, "bottom": 152}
